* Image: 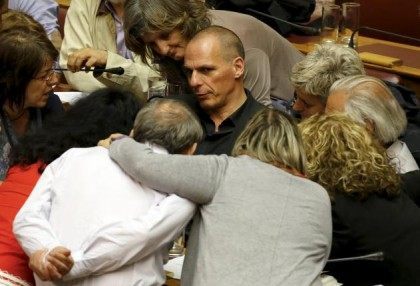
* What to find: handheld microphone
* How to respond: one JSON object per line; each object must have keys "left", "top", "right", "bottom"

{"left": 349, "top": 26, "right": 420, "bottom": 49}
{"left": 55, "top": 67, "right": 125, "bottom": 75}
{"left": 327, "top": 252, "right": 384, "bottom": 263}
{"left": 246, "top": 8, "right": 320, "bottom": 36}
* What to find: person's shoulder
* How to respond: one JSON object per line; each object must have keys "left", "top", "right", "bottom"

{"left": 67, "top": 0, "right": 99, "bottom": 15}
{"left": 59, "top": 146, "right": 104, "bottom": 159}
{"left": 293, "top": 175, "right": 330, "bottom": 200}
{"left": 43, "top": 92, "right": 64, "bottom": 114}
{"left": 246, "top": 91, "right": 267, "bottom": 112}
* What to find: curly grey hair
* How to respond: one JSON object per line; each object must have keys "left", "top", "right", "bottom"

{"left": 290, "top": 44, "right": 365, "bottom": 101}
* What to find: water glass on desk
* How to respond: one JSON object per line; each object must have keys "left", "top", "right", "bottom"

{"left": 321, "top": 4, "right": 341, "bottom": 43}
{"left": 339, "top": 2, "right": 360, "bottom": 48}
{"left": 169, "top": 230, "right": 186, "bottom": 258}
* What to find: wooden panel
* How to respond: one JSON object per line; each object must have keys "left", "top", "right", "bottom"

{"left": 336, "top": 0, "right": 420, "bottom": 45}
{"left": 286, "top": 34, "right": 420, "bottom": 79}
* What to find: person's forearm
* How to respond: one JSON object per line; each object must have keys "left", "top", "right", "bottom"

{"left": 95, "top": 52, "right": 149, "bottom": 103}
{"left": 109, "top": 138, "right": 224, "bottom": 204}
{"left": 65, "top": 195, "right": 195, "bottom": 280}
{"left": 13, "top": 166, "right": 62, "bottom": 256}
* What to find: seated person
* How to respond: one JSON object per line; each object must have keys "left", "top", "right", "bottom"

{"left": 0, "top": 88, "right": 141, "bottom": 286}
{"left": 0, "top": 28, "right": 63, "bottom": 180}
{"left": 300, "top": 113, "right": 420, "bottom": 286}
{"left": 175, "top": 26, "right": 265, "bottom": 155}
{"left": 290, "top": 43, "right": 364, "bottom": 119}
{"left": 101, "top": 108, "right": 332, "bottom": 285}
{"left": 59, "top": 0, "right": 152, "bottom": 101}
{"left": 326, "top": 75, "right": 420, "bottom": 206}
{"left": 290, "top": 44, "right": 420, "bottom": 167}
{"left": 6, "top": 0, "right": 62, "bottom": 50}
{"left": 123, "top": 0, "right": 304, "bottom": 106}
{"left": 14, "top": 98, "right": 199, "bottom": 285}
{"left": 326, "top": 75, "right": 418, "bottom": 174}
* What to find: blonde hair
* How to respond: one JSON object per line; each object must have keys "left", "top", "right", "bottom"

{"left": 232, "top": 109, "right": 306, "bottom": 175}
{"left": 299, "top": 113, "right": 400, "bottom": 200}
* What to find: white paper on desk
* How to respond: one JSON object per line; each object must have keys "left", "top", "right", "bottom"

{"left": 55, "top": 92, "right": 85, "bottom": 105}
{"left": 164, "top": 255, "right": 184, "bottom": 279}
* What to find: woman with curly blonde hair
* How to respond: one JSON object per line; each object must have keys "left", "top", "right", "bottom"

{"left": 299, "top": 113, "right": 420, "bottom": 286}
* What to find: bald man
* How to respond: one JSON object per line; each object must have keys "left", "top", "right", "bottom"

{"left": 181, "top": 25, "right": 265, "bottom": 155}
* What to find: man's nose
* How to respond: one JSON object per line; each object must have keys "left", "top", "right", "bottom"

{"left": 48, "top": 72, "right": 60, "bottom": 87}
{"left": 188, "top": 70, "right": 202, "bottom": 88}
{"left": 292, "top": 97, "right": 304, "bottom": 112}
{"left": 153, "top": 39, "right": 170, "bottom": 56}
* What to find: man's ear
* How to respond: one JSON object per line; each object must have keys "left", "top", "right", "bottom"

{"left": 181, "top": 142, "right": 197, "bottom": 155}
{"left": 365, "top": 119, "right": 375, "bottom": 134}
{"left": 232, "top": 57, "right": 244, "bottom": 79}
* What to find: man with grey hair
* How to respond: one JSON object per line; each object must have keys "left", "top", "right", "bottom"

{"left": 290, "top": 43, "right": 365, "bottom": 119}
{"left": 14, "top": 98, "right": 201, "bottom": 285}
{"left": 325, "top": 75, "right": 419, "bottom": 175}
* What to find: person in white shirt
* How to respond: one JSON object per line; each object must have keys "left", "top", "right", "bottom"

{"left": 14, "top": 98, "right": 202, "bottom": 285}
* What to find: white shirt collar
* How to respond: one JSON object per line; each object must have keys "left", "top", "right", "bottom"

{"left": 387, "top": 140, "right": 419, "bottom": 174}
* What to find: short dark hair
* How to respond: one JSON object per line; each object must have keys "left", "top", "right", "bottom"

{"left": 0, "top": 29, "right": 58, "bottom": 110}
{"left": 12, "top": 88, "right": 142, "bottom": 169}
{"left": 132, "top": 98, "right": 203, "bottom": 154}
{"left": 193, "top": 25, "right": 245, "bottom": 61}
{"left": 1, "top": 11, "right": 47, "bottom": 36}
{"left": 124, "top": 0, "right": 210, "bottom": 64}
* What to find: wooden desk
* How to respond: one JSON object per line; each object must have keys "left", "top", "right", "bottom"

{"left": 287, "top": 35, "right": 420, "bottom": 80}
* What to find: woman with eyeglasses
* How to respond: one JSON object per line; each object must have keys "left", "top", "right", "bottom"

{"left": 0, "top": 28, "right": 63, "bottom": 181}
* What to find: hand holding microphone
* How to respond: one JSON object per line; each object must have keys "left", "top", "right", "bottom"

{"left": 62, "top": 48, "right": 124, "bottom": 76}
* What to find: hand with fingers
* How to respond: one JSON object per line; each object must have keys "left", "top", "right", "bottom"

{"left": 67, "top": 48, "right": 108, "bottom": 73}
{"left": 47, "top": 247, "right": 74, "bottom": 279}
{"left": 29, "top": 247, "right": 74, "bottom": 281}
{"left": 98, "top": 133, "right": 126, "bottom": 149}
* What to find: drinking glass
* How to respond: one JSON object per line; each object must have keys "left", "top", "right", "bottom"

{"left": 169, "top": 230, "right": 185, "bottom": 258}
{"left": 147, "top": 68, "right": 167, "bottom": 100}
{"left": 321, "top": 4, "right": 341, "bottom": 44}
{"left": 340, "top": 2, "right": 360, "bottom": 48}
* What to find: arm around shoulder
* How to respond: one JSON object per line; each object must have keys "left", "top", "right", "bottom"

{"left": 109, "top": 138, "right": 227, "bottom": 204}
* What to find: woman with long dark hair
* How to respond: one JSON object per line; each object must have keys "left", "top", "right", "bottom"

{"left": 0, "top": 28, "right": 63, "bottom": 180}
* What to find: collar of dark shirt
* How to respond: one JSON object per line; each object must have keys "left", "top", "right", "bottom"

{"left": 199, "top": 89, "right": 257, "bottom": 136}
